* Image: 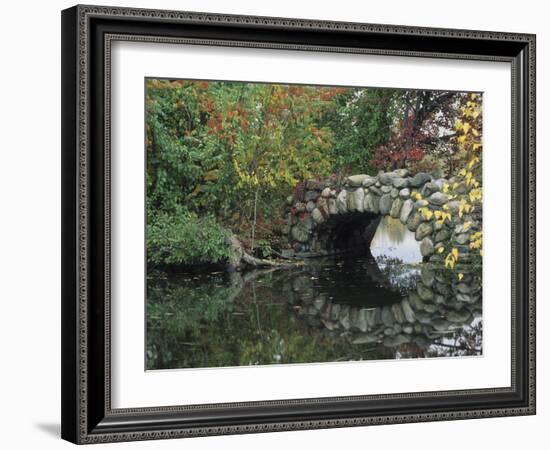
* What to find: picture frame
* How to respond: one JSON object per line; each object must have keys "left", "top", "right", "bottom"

{"left": 61, "top": 4, "right": 536, "bottom": 444}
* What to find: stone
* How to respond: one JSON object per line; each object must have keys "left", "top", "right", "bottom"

{"left": 401, "top": 299, "right": 416, "bottom": 323}
{"left": 381, "top": 306, "right": 394, "bottom": 327}
{"left": 353, "top": 187, "right": 365, "bottom": 212}
{"left": 420, "top": 237, "right": 435, "bottom": 257}
{"left": 366, "top": 308, "right": 380, "bottom": 327}
{"left": 420, "top": 266, "right": 435, "bottom": 287}
{"left": 392, "top": 303, "right": 405, "bottom": 324}
{"left": 391, "top": 187, "right": 399, "bottom": 198}
{"left": 379, "top": 172, "right": 399, "bottom": 185}
{"left": 435, "top": 282, "right": 450, "bottom": 296}
{"left": 432, "top": 319, "right": 452, "bottom": 332}
{"left": 424, "top": 303, "right": 437, "bottom": 312}
{"left": 328, "top": 198, "right": 338, "bottom": 215}
{"left": 456, "top": 283, "right": 471, "bottom": 294}
{"left": 403, "top": 325, "right": 413, "bottom": 334}
{"left": 454, "top": 181, "right": 468, "bottom": 194}
{"left": 336, "top": 190, "right": 347, "bottom": 213}
{"left": 369, "top": 186, "right": 382, "bottom": 196}
{"left": 434, "top": 229, "right": 450, "bottom": 243}
{"left": 428, "top": 192, "right": 450, "bottom": 206}
{"left": 304, "top": 191, "right": 319, "bottom": 202}
{"left": 446, "top": 200, "right": 461, "bottom": 214}
{"left": 415, "top": 222, "right": 433, "bottom": 241}
{"left": 381, "top": 185, "right": 392, "bottom": 194}
{"left": 390, "top": 198, "right": 403, "bottom": 218}
{"left": 399, "top": 199, "right": 414, "bottom": 224}
{"left": 352, "top": 334, "right": 378, "bottom": 344}
{"left": 321, "top": 187, "right": 332, "bottom": 198}
{"left": 361, "top": 175, "right": 377, "bottom": 187}
{"left": 383, "top": 334, "right": 410, "bottom": 347}
{"left": 393, "top": 177, "right": 409, "bottom": 189}
{"left": 435, "top": 294, "right": 446, "bottom": 305}
{"left": 356, "top": 309, "right": 369, "bottom": 332}
{"left": 311, "top": 208, "right": 325, "bottom": 224}
{"left": 379, "top": 194, "right": 393, "bottom": 215}
{"left": 364, "top": 193, "right": 380, "bottom": 214}
{"left": 409, "top": 172, "right": 431, "bottom": 187}
{"left": 399, "top": 188, "right": 411, "bottom": 199}
{"left": 291, "top": 225, "right": 309, "bottom": 243}
{"left": 406, "top": 212, "right": 423, "bottom": 232}
{"left": 306, "top": 201, "right": 316, "bottom": 212}
{"left": 394, "top": 169, "right": 409, "bottom": 177}
{"left": 455, "top": 233, "right": 470, "bottom": 245}
{"left": 421, "top": 181, "right": 440, "bottom": 197}
{"left": 447, "top": 309, "right": 472, "bottom": 323}
{"left": 346, "top": 174, "right": 369, "bottom": 187}
{"left": 456, "top": 293, "right": 475, "bottom": 303}
{"left": 409, "top": 292, "right": 425, "bottom": 311}
{"left": 317, "top": 197, "right": 329, "bottom": 214}
{"left": 417, "top": 283, "right": 434, "bottom": 301}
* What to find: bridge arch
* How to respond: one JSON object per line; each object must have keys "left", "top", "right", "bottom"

{"left": 286, "top": 170, "right": 480, "bottom": 262}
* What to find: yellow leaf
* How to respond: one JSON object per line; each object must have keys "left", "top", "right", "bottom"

{"left": 437, "top": 247, "right": 444, "bottom": 253}
{"left": 458, "top": 273, "right": 464, "bottom": 280}
{"left": 452, "top": 248, "right": 459, "bottom": 259}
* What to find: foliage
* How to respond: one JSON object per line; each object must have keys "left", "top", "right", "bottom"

{"left": 319, "top": 88, "right": 394, "bottom": 175}
{"left": 147, "top": 208, "right": 229, "bottom": 267}
{"left": 371, "top": 91, "right": 464, "bottom": 172}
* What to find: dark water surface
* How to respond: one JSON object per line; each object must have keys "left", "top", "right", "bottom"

{"left": 146, "top": 217, "right": 482, "bottom": 370}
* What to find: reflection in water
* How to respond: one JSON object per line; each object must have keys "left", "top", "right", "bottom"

{"left": 371, "top": 216, "right": 422, "bottom": 264}
{"left": 146, "top": 218, "right": 482, "bottom": 370}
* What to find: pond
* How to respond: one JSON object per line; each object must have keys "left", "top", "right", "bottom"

{"left": 146, "top": 216, "right": 482, "bottom": 370}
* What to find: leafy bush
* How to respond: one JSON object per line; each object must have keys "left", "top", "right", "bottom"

{"left": 147, "top": 210, "right": 230, "bottom": 268}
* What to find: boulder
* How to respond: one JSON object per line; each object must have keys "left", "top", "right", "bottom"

{"left": 434, "top": 229, "right": 450, "bottom": 243}
{"left": 409, "top": 172, "right": 431, "bottom": 187}
{"left": 311, "top": 208, "right": 325, "bottom": 224}
{"left": 406, "top": 212, "right": 423, "bottom": 232}
{"left": 361, "top": 175, "right": 378, "bottom": 187}
{"left": 336, "top": 190, "right": 347, "bottom": 213}
{"left": 379, "top": 172, "right": 399, "bottom": 185}
{"left": 420, "top": 237, "right": 435, "bottom": 257}
{"left": 393, "top": 177, "right": 409, "bottom": 189}
{"left": 415, "top": 222, "right": 433, "bottom": 240}
{"left": 328, "top": 198, "right": 338, "bottom": 215}
{"left": 364, "top": 193, "right": 380, "bottom": 214}
{"left": 447, "top": 309, "right": 472, "bottom": 323}
{"left": 321, "top": 187, "right": 332, "bottom": 198}
{"left": 401, "top": 299, "right": 416, "bottom": 323}
{"left": 399, "top": 188, "right": 411, "bottom": 199}
{"left": 420, "top": 266, "right": 435, "bottom": 287}
{"left": 390, "top": 198, "right": 403, "bottom": 218}
{"left": 346, "top": 174, "right": 369, "bottom": 187}
{"left": 428, "top": 192, "right": 450, "bottom": 206}
{"left": 379, "top": 194, "right": 393, "bottom": 215}
{"left": 417, "top": 283, "right": 434, "bottom": 301}
{"left": 399, "top": 199, "right": 414, "bottom": 224}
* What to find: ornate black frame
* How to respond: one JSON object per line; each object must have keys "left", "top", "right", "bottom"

{"left": 61, "top": 4, "right": 536, "bottom": 444}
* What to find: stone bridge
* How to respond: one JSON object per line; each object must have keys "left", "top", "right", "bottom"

{"left": 285, "top": 169, "right": 480, "bottom": 262}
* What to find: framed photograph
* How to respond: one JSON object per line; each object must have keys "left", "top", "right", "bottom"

{"left": 61, "top": 4, "right": 536, "bottom": 444}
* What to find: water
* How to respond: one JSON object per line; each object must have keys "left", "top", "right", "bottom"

{"left": 146, "top": 217, "right": 482, "bottom": 370}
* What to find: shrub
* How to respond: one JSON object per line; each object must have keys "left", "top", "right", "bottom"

{"left": 147, "top": 210, "right": 230, "bottom": 268}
